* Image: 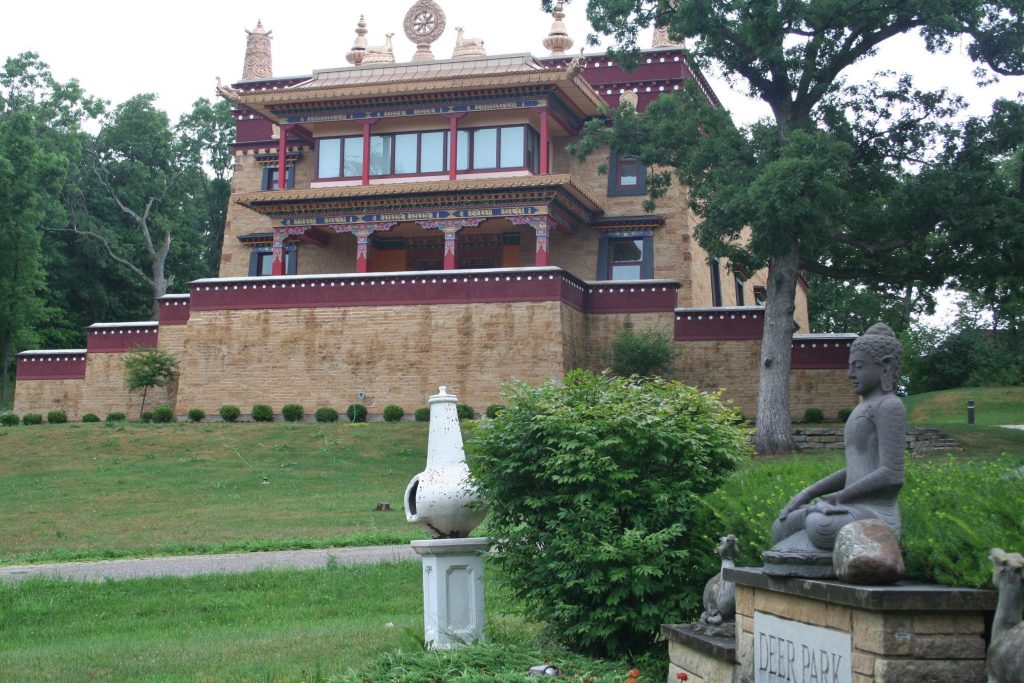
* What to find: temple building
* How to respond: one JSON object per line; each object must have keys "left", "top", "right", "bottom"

{"left": 14, "top": 2, "right": 856, "bottom": 420}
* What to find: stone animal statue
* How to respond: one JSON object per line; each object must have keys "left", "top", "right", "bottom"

{"left": 452, "top": 27, "right": 485, "bottom": 58}
{"left": 988, "top": 548, "right": 1024, "bottom": 683}
{"left": 455, "top": 27, "right": 483, "bottom": 48}
{"left": 700, "top": 535, "right": 740, "bottom": 626}
{"left": 361, "top": 33, "right": 395, "bottom": 65}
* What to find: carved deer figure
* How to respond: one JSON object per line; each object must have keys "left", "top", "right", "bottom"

{"left": 366, "top": 33, "right": 394, "bottom": 56}
{"left": 701, "top": 534, "right": 740, "bottom": 626}
{"left": 988, "top": 548, "right": 1024, "bottom": 683}
{"left": 454, "top": 27, "right": 484, "bottom": 48}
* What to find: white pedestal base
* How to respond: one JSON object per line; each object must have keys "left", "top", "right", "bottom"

{"left": 410, "top": 537, "right": 489, "bottom": 649}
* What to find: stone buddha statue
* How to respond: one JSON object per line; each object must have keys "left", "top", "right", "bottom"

{"left": 762, "top": 323, "right": 906, "bottom": 578}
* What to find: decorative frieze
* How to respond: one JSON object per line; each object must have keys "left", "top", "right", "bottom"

{"left": 16, "top": 350, "right": 88, "bottom": 381}
{"left": 87, "top": 323, "right": 159, "bottom": 353}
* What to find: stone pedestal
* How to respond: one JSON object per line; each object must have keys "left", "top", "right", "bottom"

{"left": 662, "top": 624, "right": 739, "bottom": 682}
{"left": 410, "top": 537, "right": 489, "bottom": 649}
{"left": 725, "top": 567, "right": 996, "bottom": 683}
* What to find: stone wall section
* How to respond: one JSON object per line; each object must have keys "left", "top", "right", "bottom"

{"left": 12, "top": 380, "right": 85, "bottom": 419}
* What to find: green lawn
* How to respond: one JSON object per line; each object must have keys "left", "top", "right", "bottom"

{"left": 0, "top": 422, "right": 433, "bottom": 565}
{"left": 903, "top": 386, "right": 1024, "bottom": 425}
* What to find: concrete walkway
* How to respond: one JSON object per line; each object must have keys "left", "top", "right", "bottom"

{"left": 0, "top": 545, "right": 418, "bottom": 583}
{"left": 1002, "top": 425, "right": 1024, "bottom": 431}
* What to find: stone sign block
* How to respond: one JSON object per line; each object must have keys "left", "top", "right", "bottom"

{"left": 754, "top": 612, "right": 851, "bottom": 683}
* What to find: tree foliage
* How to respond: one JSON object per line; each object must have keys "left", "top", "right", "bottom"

{"left": 569, "top": 0, "right": 1024, "bottom": 453}
{"left": 469, "top": 371, "right": 751, "bottom": 659}
{"left": 123, "top": 347, "right": 178, "bottom": 417}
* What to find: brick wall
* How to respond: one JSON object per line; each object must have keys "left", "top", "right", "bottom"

{"left": 12, "top": 380, "right": 86, "bottom": 419}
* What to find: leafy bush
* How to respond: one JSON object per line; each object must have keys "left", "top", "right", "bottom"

{"left": 803, "top": 407, "right": 824, "bottom": 423}
{"left": 470, "top": 370, "right": 751, "bottom": 659}
{"left": 383, "top": 405, "right": 405, "bottom": 422}
{"left": 609, "top": 327, "right": 677, "bottom": 377}
{"left": 1, "top": 413, "right": 19, "bottom": 426}
{"left": 141, "top": 411, "right": 154, "bottom": 423}
{"left": 697, "top": 454, "right": 1024, "bottom": 590}
{"left": 837, "top": 408, "right": 852, "bottom": 423}
{"left": 346, "top": 404, "right": 368, "bottom": 423}
{"left": 187, "top": 408, "right": 206, "bottom": 423}
{"left": 152, "top": 406, "right": 175, "bottom": 423}
{"left": 46, "top": 410, "right": 68, "bottom": 424}
{"left": 282, "top": 404, "right": 304, "bottom": 422}
{"left": 251, "top": 404, "right": 274, "bottom": 422}
{"left": 485, "top": 403, "right": 504, "bottom": 419}
{"left": 81, "top": 413, "right": 100, "bottom": 423}
{"left": 414, "top": 407, "right": 430, "bottom": 422}
{"left": 219, "top": 405, "right": 241, "bottom": 423}
{"left": 456, "top": 403, "right": 474, "bottom": 421}
{"left": 22, "top": 413, "right": 43, "bottom": 425}
{"left": 106, "top": 412, "right": 126, "bottom": 423}
{"left": 315, "top": 407, "right": 339, "bottom": 423}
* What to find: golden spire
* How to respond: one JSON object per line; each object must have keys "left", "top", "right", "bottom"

{"left": 347, "top": 15, "right": 368, "bottom": 65}
{"left": 242, "top": 20, "right": 273, "bottom": 80}
{"left": 543, "top": 2, "right": 574, "bottom": 56}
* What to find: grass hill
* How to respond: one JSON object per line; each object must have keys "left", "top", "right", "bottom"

{"left": 903, "top": 386, "right": 1024, "bottom": 426}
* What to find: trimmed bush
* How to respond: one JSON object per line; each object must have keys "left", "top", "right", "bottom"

{"left": 219, "top": 405, "right": 241, "bottom": 423}
{"left": 470, "top": 370, "right": 751, "bottom": 659}
{"left": 346, "top": 404, "right": 368, "bottom": 423}
{"left": 837, "top": 408, "right": 853, "bottom": 423}
{"left": 106, "top": 412, "right": 126, "bottom": 423}
{"left": 282, "top": 404, "right": 305, "bottom": 422}
{"left": 187, "top": 408, "right": 206, "bottom": 423}
{"left": 46, "top": 410, "right": 68, "bottom": 424}
{"left": 485, "top": 403, "right": 504, "bottom": 419}
{"left": 383, "top": 405, "right": 404, "bottom": 422}
{"left": 22, "top": 413, "right": 43, "bottom": 425}
{"left": 152, "top": 406, "right": 175, "bottom": 423}
{"left": 141, "top": 411, "right": 154, "bottom": 423}
{"left": 251, "top": 404, "right": 274, "bottom": 422}
{"left": 456, "top": 403, "right": 474, "bottom": 421}
{"left": 315, "top": 407, "right": 339, "bottom": 423}
{"left": 1, "top": 413, "right": 19, "bottom": 427}
{"left": 414, "top": 407, "right": 430, "bottom": 422}
{"left": 609, "top": 327, "right": 677, "bottom": 377}
{"left": 803, "top": 407, "right": 824, "bottom": 423}
{"left": 81, "top": 413, "right": 101, "bottom": 423}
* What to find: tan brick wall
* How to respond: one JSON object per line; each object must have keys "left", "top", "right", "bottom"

{"left": 80, "top": 353, "right": 175, "bottom": 419}
{"left": 173, "top": 302, "right": 568, "bottom": 415}
{"left": 12, "top": 380, "right": 86, "bottom": 420}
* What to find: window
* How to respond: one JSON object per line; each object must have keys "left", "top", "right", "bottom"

{"left": 608, "top": 150, "right": 646, "bottom": 196}
{"left": 420, "top": 131, "right": 446, "bottom": 173}
{"left": 318, "top": 139, "right": 341, "bottom": 178}
{"left": 473, "top": 128, "right": 498, "bottom": 169}
{"left": 369, "top": 135, "right": 392, "bottom": 176}
{"left": 710, "top": 259, "right": 723, "bottom": 307}
{"left": 735, "top": 274, "right": 746, "bottom": 306}
{"left": 262, "top": 165, "right": 294, "bottom": 190}
{"left": 753, "top": 286, "right": 767, "bottom": 306}
{"left": 248, "top": 245, "right": 297, "bottom": 276}
{"left": 598, "top": 234, "right": 654, "bottom": 280}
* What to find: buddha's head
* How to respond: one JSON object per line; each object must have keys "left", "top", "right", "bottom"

{"left": 849, "top": 323, "right": 903, "bottom": 395}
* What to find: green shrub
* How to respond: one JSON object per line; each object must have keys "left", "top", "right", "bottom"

{"left": 803, "top": 407, "right": 824, "bottom": 423}
{"left": 314, "top": 407, "right": 339, "bottom": 423}
{"left": 383, "top": 405, "right": 405, "bottom": 422}
{"left": 470, "top": 370, "right": 751, "bottom": 659}
{"left": 609, "top": 327, "right": 677, "bottom": 377}
{"left": 81, "top": 413, "right": 100, "bottom": 423}
{"left": 456, "top": 403, "right": 475, "bottom": 421}
{"left": 697, "top": 454, "right": 1024, "bottom": 590}
{"left": 22, "top": 413, "right": 43, "bottom": 425}
{"left": 141, "top": 411, "right": 154, "bottom": 423}
{"left": 46, "top": 410, "right": 68, "bottom": 424}
{"left": 346, "top": 404, "right": 368, "bottom": 423}
{"left": 414, "top": 407, "right": 430, "bottom": 422}
{"left": 1, "top": 413, "right": 19, "bottom": 427}
{"left": 152, "top": 406, "right": 175, "bottom": 423}
{"left": 105, "top": 412, "right": 126, "bottom": 423}
{"left": 837, "top": 408, "right": 852, "bottom": 423}
{"left": 282, "top": 404, "right": 304, "bottom": 422}
{"left": 485, "top": 403, "right": 504, "bottom": 419}
{"left": 187, "top": 408, "right": 206, "bottom": 423}
{"left": 251, "top": 404, "right": 274, "bottom": 422}
{"left": 219, "top": 405, "right": 241, "bottom": 423}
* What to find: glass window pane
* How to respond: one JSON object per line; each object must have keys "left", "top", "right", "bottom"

{"left": 343, "top": 137, "right": 363, "bottom": 177}
{"left": 258, "top": 253, "right": 274, "bottom": 276}
{"left": 318, "top": 138, "right": 341, "bottom": 178}
{"left": 611, "top": 264, "right": 641, "bottom": 280}
{"left": 457, "top": 130, "right": 470, "bottom": 171}
{"left": 394, "top": 133, "right": 418, "bottom": 174}
{"left": 473, "top": 128, "right": 497, "bottom": 169}
{"left": 611, "top": 239, "right": 644, "bottom": 263}
{"left": 420, "top": 131, "right": 446, "bottom": 173}
{"left": 370, "top": 135, "right": 392, "bottom": 176}
{"left": 500, "top": 126, "right": 525, "bottom": 168}
{"left": 618, "top": 159, "right": 640, "bottom": 186}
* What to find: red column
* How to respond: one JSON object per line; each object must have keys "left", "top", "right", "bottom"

{"left": 448, "top": 115, "right": 459, "bottom": 181}
{"left": 272, "top": 229, "right": 286, "bottom": 275}
{"left": 355, "top": 229, "right": 371, "bottom": 273}
{"left": 442, "top": 227, "right": 458, "bottom": 270}
{"left": 534, "top": 219, "right": 550, "bottom": 267}
{"left": 277, "top": 125, "right": 290, "bottom": 190}
{"left": 361, "top": 120, "right": 375, "bottom": 186}
{"left": 539, "top": 109, "right": 549, "bottom": 175}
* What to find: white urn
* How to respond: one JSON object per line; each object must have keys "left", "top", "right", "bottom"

{"left": 404, "top": 386, "right": 486, "bottom": 538}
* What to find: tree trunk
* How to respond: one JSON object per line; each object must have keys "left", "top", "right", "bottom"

{"left": 139, "top": 385, "right": 149, "bottom": 419}
{"left": 1, "top": 338, "right": 11, "bottom": 406}
{"left": 754, "top": 244, "right": 801, "bottom": 455}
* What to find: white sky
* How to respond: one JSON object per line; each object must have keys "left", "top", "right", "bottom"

{"left": 4, "top": 1, "right": 1019, "bottom": 326}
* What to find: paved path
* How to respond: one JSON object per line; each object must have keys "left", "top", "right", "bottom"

{"left": 0, "top": 545, "right": 418, "bottom": 583}
{"left": 1002, "top": 425, "right": 1024, "bottom": 431}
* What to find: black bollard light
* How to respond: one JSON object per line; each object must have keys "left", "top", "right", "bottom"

{"left": 967, "top": 400, "right": 975, "bottom": 425}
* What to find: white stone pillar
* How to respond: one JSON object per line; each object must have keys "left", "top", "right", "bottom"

{"left": 411, "top": 537, "right": 489, "bottom": 649}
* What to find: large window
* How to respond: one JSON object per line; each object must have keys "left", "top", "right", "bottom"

{"left": 262, "top": 165, "right": 294, "bottom": 190}
{"left": 316, "top": 125, "right": 539, "bottom": 179}
{"left": 608, "top": 150, "right": 647, "bottom": 197}
{"left": 599, "top": 234, "right": 654, "bottom": 280}
{"left": 248, "top": 245, "right": 297, "bottom": 276}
